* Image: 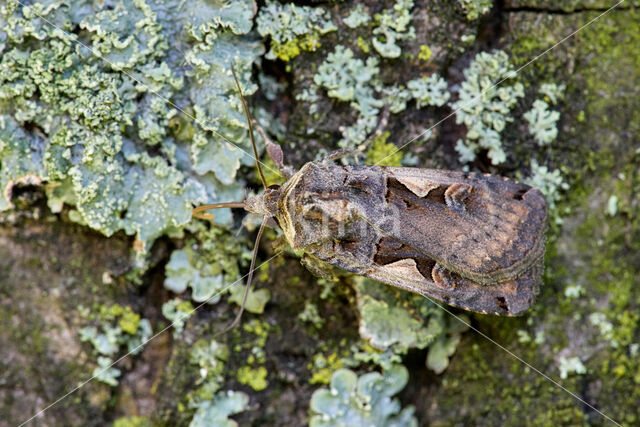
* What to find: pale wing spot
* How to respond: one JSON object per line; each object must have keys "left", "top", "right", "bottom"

{"left": 378, "top": 258, "right": 431, "bottom": 285}
{"left": 394, "top": 176, "right": 440, "bottom": 198}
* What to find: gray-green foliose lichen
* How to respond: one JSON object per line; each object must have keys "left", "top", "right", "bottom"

{"left": 451, "top": 50, "right": 524, "bottom": 165}
{"left": 355, "top": 278, "right": 468, "bottom": 374}
{"left": 309, "top": 43, "right": 449, "bottom": 150}
{"left": 189, "top": 390, "right": 249, "bottom": 427}
{"left": 79, "top": 303, "right": 152, "bottom": 386}
{"left": 457, "top": 0, "right": 493, "bottom": 21}
{"left": 371, "top": 0, "right": 415, "bottom": 59}
{"left": 256, "top": 1, "right": 336, "bottom": 62}
{"left": 0, "top": 0, "right": 262, "bottom": 254}
{"left": 164, "top": 224, "right": 246, "bottom": 303}
{"left": 161, "top": 297, "right": 194, "bottom": 337}
{"left": 309, "top": 365, "right": 417, "bottom": 427}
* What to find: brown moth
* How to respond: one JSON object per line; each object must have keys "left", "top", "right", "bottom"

{"left": 194, "top": 66, "right": 548, "bottom": 331}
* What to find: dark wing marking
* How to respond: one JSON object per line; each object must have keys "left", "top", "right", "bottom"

{"left": 315, "top": 236, "right": 541, "bottom": 316}
{"left": 372, "top": 166, "right": 547, "bottom": 285}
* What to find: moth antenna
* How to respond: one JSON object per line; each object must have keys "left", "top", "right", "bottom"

{"left": 215, "top": 214, "right": 269, "bottom": 337}
{"left": 192, "top": 201, "right": 246, "bottom": 221}
{"left": 230, "top": 63, "right": 268, "bottom": 190}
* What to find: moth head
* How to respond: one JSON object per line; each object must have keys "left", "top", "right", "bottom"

{"left": 244, "top": 185, "right": 281, "bottom": 217}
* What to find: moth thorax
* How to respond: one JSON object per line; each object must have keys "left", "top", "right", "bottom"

{"left": 245, "top": 187, "right": 281, "bottom": 216}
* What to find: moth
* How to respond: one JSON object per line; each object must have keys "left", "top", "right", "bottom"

{"left": 194, "top": 66, "right": 548, "bottom": 331}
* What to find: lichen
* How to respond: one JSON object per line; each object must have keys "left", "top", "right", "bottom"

{"left": 407, "top": 73, "right": 450, "bottom": 108}
{"left": 557, "top": 356, "right": 587, "bottom": 379}
{"left": 162, "top": 298, "right": 194, "bottom": 337}
{"left": 313, "top": 45, "right": 383, "bottom": 148}
{"left": 230, "top": 319, "right": 271, "bottom": 391}
{"left": 189, "top": 339, "right": 229, "bottom": 400}
{"left": 164, "top": 225, "right": 245, "bottom": 304}
{"left": 381, "top": 84, "right": 412, "bottom": 114}
{"left": 308, "top": 353, "right": 344, "bottom": 385}
{"left": 189, "top": 390, "right": 249, "bottom": 427}
{"left": 113, "top": 416, "right": 152, "bottom": 427}
{"left": 588, "top": 312, "right": 616, "bottom": 346}
{"left": 451, "top": 50, "right": 524, "bottom": 164}
{"left": 417, "top": 45, "right": 432, "bottom": 61}
{"left": 299, "top": 301, "right": 325, "bottom": 329}
{"left": 0, "top": 0, "right": 262, "bottom": 254}
{"left": 564, "top": 284, "right": 584, "bottom": 299}
{"left": 458, "top": 0, "right": 492, "bottom": 21}
{"left": 371, "top": 0, "right": 416, "bottom": 59}
{"left": 314, "top": 45, "right": 382, "bottom": 118}
{"left": 365, "top": 132, "right": 403, "bottom": 167}
{"left": 236, "top": 366, "right": 268, "bottom": 391}
{"left": 309, "top": 365, "right": 417, "bottom": 427}
{"left": 93, "top": 356, "right": 121, "bottom": 387}
{"left": 344, "top": 4, "right": 371, "bottom": 29}
{"left": 228, "top": 284, "right": 271, "bottom": 314}
{"left": 79, "top": 303, "right": 152, "bottom": 386}
{"left": 354, "top": 278, "right": 468, "bottom": 374}
{"left": 523, "top": 159, "right": 569, "bottom": 213}
{"left": 256, "top": 1, "right": 336, "bottom": 62}
{"left": 538, "top": 82, "right": 565, "bottom": 105}
{"left": 524, "top": 99, "right": 560, "bottom": 145}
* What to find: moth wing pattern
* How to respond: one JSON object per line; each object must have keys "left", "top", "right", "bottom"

{"left": 374, "top": 166, "right": 548, "bottom": 286}
{"left": 312, "top": 238, "right": 543, "bottom": 316}
{"left": 272, "top": 160, "right": 547, "bottom": 315}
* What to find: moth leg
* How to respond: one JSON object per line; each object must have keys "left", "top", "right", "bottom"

{"left": 301, "top": 254, "right": 341, "bottom": 281}
{"left": 322, "top": 148, "right": 361, "bottom": 165}
{"left": 444, "top": 182, "right": 473, "bottom": 214}
{"left": 251, "top": 119, "right": 295, "bottom": 179}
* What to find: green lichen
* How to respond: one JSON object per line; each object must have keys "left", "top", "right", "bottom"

{"left": 93, "top": 356, "right": 121, "bottom": 387}
{"left": 79, "top": 303, "right": 152, "bottom": 386}
{"left": 407, "top": 73, "right": 450, "bottom": 108}
{"left": 113, "top": 416, "right": 152, "bottom": 427}
{"left": 539, "top": 82, "right": 565, "bottom": 105}
{"left": 298, "top": 301, "right": 325, "bottom": 329}
{"left": 458, "top": 0, "right": 492, "bottom": 21}
{"left": 344, "top": 4, "right": 371, "bottom": 29}
{"left": 0, "top": 0, "right": 262, "bottom": 254}
{"left": 309, "top": 365, "right": 417, "bottom": 427}
{"left": 189, "top": 390, "right": 249, "bottom": 427}
{"left": 227, "top": 319, "right": 271, "bottom": 392}
{"left": 164, "top": 226, "right": 244, "bottom": 303}
{"left": 557, "top": 356, "right": 587, "bottom": 379}
{"left": 349, "top": 343, "right": 403, "bottom": 371}
{"left": 256, "top": 1, "right": 336, "bottom": 62}
{"left": 162, "top": 298, "right": 194, "bottom": 337}
{"left": 308, "top": 353, "right": 344, "bottom": 385}
{"left": 588, "top": 312, "right": 616, "bottom": 346}
{"left": 314, "top": 45, "right": 382, "bottom": 118}
{"left": 313, "top": 45, "right": 383, "bottom": 148}
{"left": 228, "top": 284, "right": 271, "bottom": 314}
{"left": 190, "top": 339, "right": 229, "bottom": 399}
{"left": 355, "top": 278, "right": 468, "bottom": 374}
{"left": 523, "top": 159, "right": 569, "bottom": 213}
{"left": 236, "top": 366, "right": 268, "bottom": 391}
{"left": 524, "top": 99, "right": 560, "bottom": 146}
{"left": 451, "top": 50, "right": 524, "bottom": 164}
{"left": 372, "top": 0, "right": 415, "bottom": 59}
{"left": 381, "top": 84, "right": 411, "bottom": 114}
{"left": 417, "top": 45, "right": 432, "bottom": 61}
{"left": 365, "top": 132, "right": 403, "bottom": 167}
{"left": 564, "top": 284, "right": 584, "bottom": 299}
